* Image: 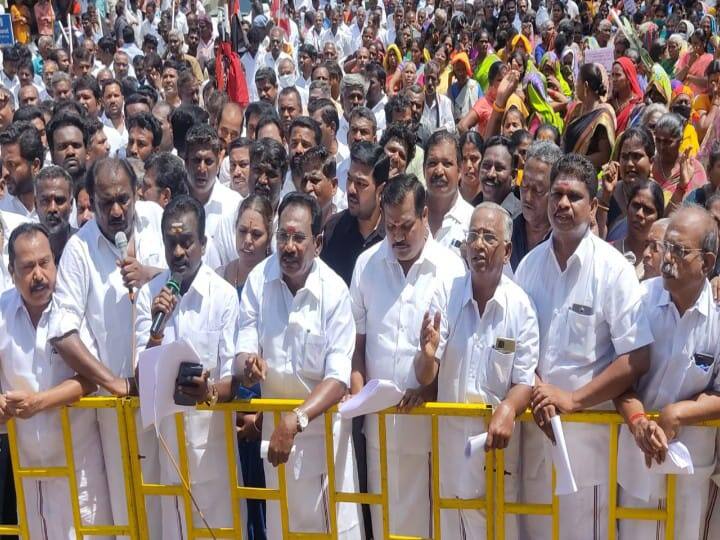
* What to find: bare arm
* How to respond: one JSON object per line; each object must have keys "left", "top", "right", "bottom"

{"left": 486, "top": 384, "right": 532, "bottom": 450}
{"left": 351, "top": 334, "right": 367, "bottom": 395}
{"left": 457, "top": 108, "right": 479, "bottom": 135}
{"left": 5, "top": 375, "right": 97, "bottom": 419}
{"left": 52, "top": 331, "right": 128, "bottom": 396}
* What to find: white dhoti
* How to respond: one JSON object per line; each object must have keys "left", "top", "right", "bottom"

{"left": 439, "top": 416, "right": 521, "bottom": 540}
{"left": 264, "top": 415, "right": 361, "bottom": 540}
{"left": 98, "top": 406, "right": 161, "bottom": 540}
{"left": 21, "top": 412, "right": 113, "bottom": 540}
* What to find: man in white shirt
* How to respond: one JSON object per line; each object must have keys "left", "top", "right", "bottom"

{"left": 424, "top": 130, "right": 473, "bottom": 256}
{"left": 615, "top": 206, "right": 720, "bottom": 540}
{"left": 49, "top": 158, "right": 165, "bottom": 539}
{"left": 263, "top": 27, "right": 293, "bottom": 75}
{"left": 241, "top": 27, "right": 265, "bottom": 103}
{"left": 337, "top": 75, "right": 369, "bottom": 150}
{"left": 135, "top": 195, "right": 241, "bottom": 539}
{"left": 100, "top": 79, "right": 128, "bottom": 157}
{"left": 139, "top": 1, "right": 161, "bottom": 42}
{"left": 321, "top": 8, "right": 353, "bottom": 59}
{"left": 238, "top": 192, "right": 362, "bottom": 539}
{"left": 417, "top": 203, "right": 539, "bottom": 538}
{"left": 309, "top": 97, "right": 350, "bottom": 200}
{"left": 0, "top": 224, "right": 112, "bottom": 540}
{"left": 183, "top": 124, "right": 242, "bottom": 242}
{"left": 419, "top": 61, "right": 455, "bottom": 145}
{"left": 350, "top": 175, "right": 466, "bottom": 538}
{"left": 363, "top": 63, "right": 387, "bottom": 133}
{"left": 515, "top": 154, "right": 653, "bottom": 540}
{"left": 0, "top": 121, "right": 42, "bottom": 220}
{"left": 0, "top": 210, "right": 29, "bottom": 292}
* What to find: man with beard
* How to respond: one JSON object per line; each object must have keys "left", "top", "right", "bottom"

{"left": 385, "top": 91, "right": 426, "bottom": 185}
{"left": 255, "top": 67, "right": 279, "bottom": 107}
{"left": 286, "top": 116, "right": 323, "bottom": 195}
{"left": 510, "top": 141, "right": 559, "bottom": 270}
{"left": 226, "top": 138, "right": 252, "bottom": 197}
{"left": 614, "top": 206, "right": 720, "bottom": 539}
{"left": 126, "top": 112, "right": 162, "bottom": 163}
{"left": 47, "top": 113, "right": 89, "bottom": 189}
{"left": 35, "top": 166, "right": 75, "bottom": 263}
{"left": 417, "top": 203, "right": 539, "bottom": 539}
{"left": 73, "top": 75, "right": 102, "bottom": 118}
{"left": 425, "top": 130, "right": 473, "bottom": 256}
{"left": 0, "top": 121, "right": 42, "bottom": 219}
{"left": 337, "top": 74, "right": 368, "bottom": 151}
{"left": 100, "top": 79, "right": 127, "bottom": 156}
{"left": 298, "top": 146, "right": 339, "bottom": 227}
{"left": 516, "top": 154, "right": 652, "bottom": 540}
{"left": 277, "top": 87, "right": 304, "bottom": 141}
{"left": 0, "top": 223, "right": 112, "bottom": 539}
{"left": 419, "top": 62, "right": 455, "bottom": 145}
{"left": 350, "top": 175, "right": 465, "bottom": 539}
{"left": 135, "top": 195, "right": 240, "bottom": 538}
{"left": 183, "top": 124, "right": 242, "bottom": 243}
{"left": 49, "top": 158, "right": 164, "bottom": 538}
{"left": 238, "top": 192, "right": 362, "bottom": 539}
{"left": 474, "top": 136, "right": 521, "bottom": 217}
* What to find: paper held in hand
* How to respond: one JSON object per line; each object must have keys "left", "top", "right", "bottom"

{"left": 338, "top": 379, "right": 405, "bottom": 419}
{"left": 138, "top": 339, "right": 203, "bottom": 434}
{"left": 465, "top": 432, "right": 488, "bottom": 457}
{"left": 550, "top": 415, "right": 579, "bottom": 495}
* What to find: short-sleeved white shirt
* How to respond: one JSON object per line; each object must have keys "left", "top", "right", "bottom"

{"left": 432, "top": 192, "right": 473, "bottom": 256}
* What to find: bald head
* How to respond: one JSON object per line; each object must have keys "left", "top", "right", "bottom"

{"left": 662, "top": 206, "right": 718, "bottom": 287}
{"left": 218, "top": 101, "right": 245, "bottom": 149}
{"left": 668, "top": 207, "right": 718, "bottom": 254}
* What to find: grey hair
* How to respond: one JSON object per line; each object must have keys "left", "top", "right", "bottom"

{"left": 668, "top": 33, "right": 686, "bottom": 46}
{"left": 51, "top": 71, "right": 72, "bottom": 86}
{"left": 309, "top": 80, "right": 331, "bottom": 98}
{"left": 475, "top": 202, "right": 513, "bottom": 243}
{"left": 655, "top": 113, "right": 685, "bottom": 138}
{"left": 641, "top": 103, "right": 668, "bottom": 124}
{"left": 341, "top": 74, "right": 369, "bottom": 96}
{"left": 525, "top": 141, "right": 563, "bottom": 167}
{"left": 168, "top": 29, "right": 184, "bottom": 43}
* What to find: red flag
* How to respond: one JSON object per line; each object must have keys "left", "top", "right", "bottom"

{"left": 215, "top": 42, "right": 249, "bottom": 106}
{"left": 271, "top": 0, "right": 290, "bottom": 39}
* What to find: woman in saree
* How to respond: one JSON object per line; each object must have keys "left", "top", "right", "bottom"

{"left": 539, "top": 51, "right": 573, "bottom": 98}
{"left": 384, "top": 43, "right": 403, "bottom": 94}
{"left": 670, "top": 84, "right": 700, "bottom": 157}
{"left": 611, "top": 57, "right": 644, "bottom": 134}
{"left": 447, "top": 51, "right": 481, "bottom": 122}
{"left": 472, "top": 29, "right": 501, "bottom": 93}
{"left": 664, "top": 33, "right": 687, "bottom": 78}
{"left": 693, "top": 60, "right": 720, "bottom": 153}
{"left": 651, "top": 112, "right": 707, "bottom": 211}
{"left": 525, "top": 69, "right": 565, "bottom": 134}
{"left": 563, "top": 63, "right": 615, "bottom": 170}
{"left": 675, "top": 28, "right": 713, "bottom": 95}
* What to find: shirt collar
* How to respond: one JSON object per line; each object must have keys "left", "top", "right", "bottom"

{"left": 549, "top": 226, "right": 592, "bottom": 272}
{"left": 443, "top": 192, "right": 470, "bottom": 227}
{"left": 462, "top": 271, "right": 508, "bottom": 313}
{"left": 381, "top": 235, "right": 440, "bottom": 269}
{"left": 657, "top": 278, "right": 712, "bottom": 318}
{"left": 264, "top": 254, "right": 322, "bottom": 301}
{"left": 186, "top": 264, "right": 212, "bottom": 298}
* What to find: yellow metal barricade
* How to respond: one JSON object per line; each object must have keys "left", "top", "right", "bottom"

{"left": 3, "top": 397, "right": 720, "bottom": 539}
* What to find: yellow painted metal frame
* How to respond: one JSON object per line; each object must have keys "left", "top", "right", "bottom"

{"left": 2, "top": 397, "right": 718, "bottom": 538}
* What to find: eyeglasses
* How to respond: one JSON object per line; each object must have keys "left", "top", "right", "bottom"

{"left": 660, "top": 240, "right": 705, "bottom": 259}
{"left": 466, "top": 231, "right": 500, "bottom": 247}
{"left": 276, "top": 231, "right": 309, "bottom": 245}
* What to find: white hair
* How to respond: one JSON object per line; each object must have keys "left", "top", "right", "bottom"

{"left": 475, "top": 202, "right": 513, "bottom": 243}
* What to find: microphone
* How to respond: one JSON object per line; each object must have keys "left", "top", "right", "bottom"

{"left": 115, "top": 231, "right": 133, "bottom": 297}
{"left": 150, "top": 273, "right": 182, "bottom": 338}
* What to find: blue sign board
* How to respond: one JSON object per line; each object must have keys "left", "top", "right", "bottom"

{"left": 0, "top": 14, "right": 13, "bottom": 47}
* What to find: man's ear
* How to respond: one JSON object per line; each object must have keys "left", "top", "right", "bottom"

{"left": 314, "top": 232, "right": 324, "bottom": 256}
{"left": 703, "top": 250, "right": 717, "bottom": 277}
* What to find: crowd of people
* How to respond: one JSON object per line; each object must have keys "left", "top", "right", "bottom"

{"left": 0, "top": 0, "right": 720, "bottom": 539}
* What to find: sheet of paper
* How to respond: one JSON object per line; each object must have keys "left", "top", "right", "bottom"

{"left": 338, "top": 379, "right": 405, "bottom": 419}
{"left": 652, "top": 441, "right": 695, "bottom": 475}
{"left": 137, "top": 339, "right": 203, "bottom": 434}
{"left": 138, "top": 344, "right": 159, "bottom": 431}
{"left": 259, "top": 440, "right": 298, "bottom": 460}
{"left": 465, "top": 432, "right": 488, "bottom": 458}
{"left": 260, "top": 441, "right": 302, "bottom": 479}
{"left": 583, "top": 46, "right": 615, "bottom": 72}
{"left": 550, "top": 416, "right": 578, "bottom": 495}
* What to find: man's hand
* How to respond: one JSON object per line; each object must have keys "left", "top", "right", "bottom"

{"left": 0, "top": 394, "right": 9, "bottom": 423}
{"left": 485, "top": 401, "right": 516, "bottom": 451}
{"left": 176, "top": 370, "right": 211, "bottom": 404}
{"left": 711, "top": 275, "right": 720, "bottom": 303}
{"left": 118, "top": 256, "right": 155, "bottom": 291}
{"left": 397, "top": 386, "right": 426, "bottom": 413}
{"left": 5, "top": 390, "right": 44, "bottom": 419}
{"left": 532, "top": 403, "right": 557, "bottom": 444}
{"left": 106, "top": 376, "right": 131, "bottom": 397}
{"left": 658, "top": 403, "right": 681, "bottom": 444}
{"left": 630, "top": 416, "right": 667, "bottom": 467}
{"left": 532, "top": 383, "right": 578, "bottom": 415}
{"left": 268, "top": 412, "right": 298, "bottom": 466}
{"left": 419, "top": 310, "right": 441, "bottom": 360}
{"left": 678, "top": 148, "right": 693, "bottom": 192}
{"left": 150, "top": 286, "right": 179, "bottom": 336}
{"left": 243, "top": 354, "right": 267, "bottom": 386}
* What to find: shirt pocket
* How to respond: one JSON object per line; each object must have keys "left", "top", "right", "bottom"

{"left": 565, "top": 308, "right": 597, "bottom": 363}
{"left": 298, "top": 331, "right": 326, "bottom": 381}
{"left": 481, "top": 348, "right": 515, "bottom": 402}
{"left": 194, "top": 330, "right": 221, "bottom": 373}
{"left": 681, "top": 352, "right": 716, "bottom": 396}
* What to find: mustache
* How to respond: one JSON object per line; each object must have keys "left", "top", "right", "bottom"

{"left": 661, "top": 261, "right": 679, "bottom": 279}
{"left": 30, "top": 281, "right": 48, "bottom": 293}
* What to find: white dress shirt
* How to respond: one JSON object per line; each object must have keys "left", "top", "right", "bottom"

{"left": 371, "top": 95, "right": 388, "bottom": 132}
{"left": 240, "top": 52, "right": 260, "bottom": 102}
{"left": 49, "top": 201, "right": 166, "bottom": 378}
{"left": 435, "top": 273, "right": 539, "bottom": 499}
{"left": 135, "top": 264, "right": 239, "bottom": 483}
{"left": 263, "top": 50, "right": 293, "bottom": 75}
{"left": 320, "top": 27, "right": 353, "bottom": 58}
{"left": 0, "top": 194, "right": 38, "bottom": 221}
{"left": 433, "top": 192, "right": 473, "bottom": 256}
{"left": 420, "top": 93, "right": 455, "bottom": 135}
{"left": 618, "top": 277, "right": 720, "bottom": 501}
{"left": 515, "top": 229, "right": 653, "bottom": 488}
{"left": 0, "top": 290, "right": 98, "bottom": 466}
{"left": 203, "top": 179, "right": 243, "bottom": 241}
{"left": 0, "top": 209, "right": 29, "bottom": 293}
{"left": 350, "top": 237, "right": 466, "bottom": 453}
{"left": 237, "top": 255, "right": 354, "bottom": 477}
{"left": 101, "top": 113, "right": 128, "bottom": 157}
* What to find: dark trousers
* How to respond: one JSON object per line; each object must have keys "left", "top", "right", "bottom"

{"left": 0, "top": 435, "right": 17, "bottom": 540}
{"left": 352, "top": 416, "right": 373, "bottom": 539}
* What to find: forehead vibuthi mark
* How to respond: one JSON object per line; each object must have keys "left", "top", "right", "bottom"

{"left": 170, "top": 221, "right": 185, "bottom": 234}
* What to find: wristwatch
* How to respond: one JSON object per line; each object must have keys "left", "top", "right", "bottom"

{"left": 204, "top": 378, "right": 219, "bottom": 407}
{"left": 293, "top": 408, "right": 309, "bottom": 432}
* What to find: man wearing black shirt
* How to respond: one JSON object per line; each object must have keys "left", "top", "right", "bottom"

{"left": 321, "top": 141, "right": 387, "bottom": 285}
{"left": 510, "top": 141, "right": 558, "bottom": 270}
